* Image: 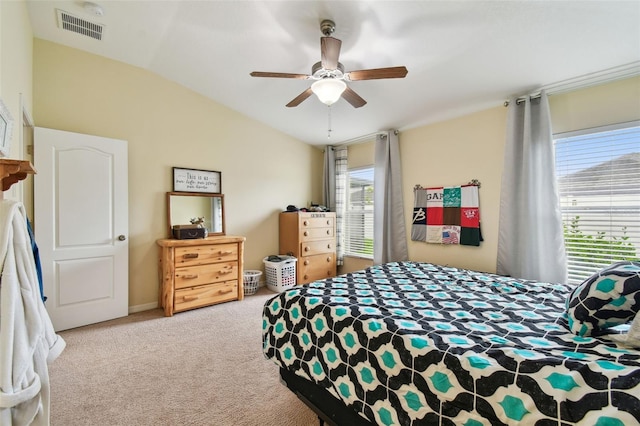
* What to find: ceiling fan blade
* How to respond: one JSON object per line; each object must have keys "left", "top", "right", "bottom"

{"left": 286, "top": 88, "right": 314, "bottom": 107}
{"left": 345, "top": 66, "right": 408, "bottom": 81}
{"left": 321, "top": 37, "right": 342, "bottom": 70}
{"left": 341, "top": 86, "right": 366, "bottom": 108}
{"left": 250, "top": 71, "right": 310, "bottom": 79}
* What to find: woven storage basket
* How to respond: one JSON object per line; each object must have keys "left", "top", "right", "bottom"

{"left": 243, "top": 270, "right": 262, "bottom": 296}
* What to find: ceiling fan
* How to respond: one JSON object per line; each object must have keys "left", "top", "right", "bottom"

{"left": 250, "top": 19, "right": 408, "bottom": 108}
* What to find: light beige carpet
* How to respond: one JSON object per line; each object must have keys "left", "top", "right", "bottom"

{"left": 49, "top": 287, "right": 318, "bottom": 426}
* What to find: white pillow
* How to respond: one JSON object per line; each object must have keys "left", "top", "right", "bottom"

{"left": 606, "top": 313, "right": 640, "bottom": 348}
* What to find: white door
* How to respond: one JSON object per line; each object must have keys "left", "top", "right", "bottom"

{"left": 34, "top": 127, "right": 128, "bottom": 331}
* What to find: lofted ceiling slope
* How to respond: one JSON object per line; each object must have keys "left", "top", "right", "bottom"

{"left": 26, "top": 1, "right": 640, "bottom": 145}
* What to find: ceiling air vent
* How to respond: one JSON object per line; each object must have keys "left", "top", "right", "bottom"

{"left": 56, "top": 9, "right": 104, "bottom": 40}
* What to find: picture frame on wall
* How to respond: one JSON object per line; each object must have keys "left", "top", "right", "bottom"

{"left": 172, "top": 167, "right": 222, "bottom": 193}
{"left": 0, "top": 98, "right": 14, "bottom": 157}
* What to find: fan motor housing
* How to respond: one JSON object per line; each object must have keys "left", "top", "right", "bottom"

{"left": 311, "top": 61, "right": 345, "bottom": 79}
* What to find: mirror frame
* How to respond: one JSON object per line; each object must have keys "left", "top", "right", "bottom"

{"left": 166, "top": 191, "right": 226, "bottom": 238}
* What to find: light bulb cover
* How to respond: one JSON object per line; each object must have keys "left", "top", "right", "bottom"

{"left": 311, "top": 79, "right": 346, "bottom": 105}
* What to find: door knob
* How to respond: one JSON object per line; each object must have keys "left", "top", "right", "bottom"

{"left": 118, "top": 235, "right": 126, "bottom": 241}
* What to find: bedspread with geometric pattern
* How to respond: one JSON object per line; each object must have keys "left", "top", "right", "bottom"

{"left": 262, "top": 262, "right": 640, "bottom": 425}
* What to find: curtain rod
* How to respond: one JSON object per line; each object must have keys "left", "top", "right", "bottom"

{"left": 504, "top": 61, "right": 640, "bottom": 107}
{"left": 332, "top": 130, "right": 393, "bottom": 147}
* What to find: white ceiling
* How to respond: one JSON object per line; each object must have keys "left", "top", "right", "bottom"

{"left": 26, "top": 1, "right": 640, "bottom": 146}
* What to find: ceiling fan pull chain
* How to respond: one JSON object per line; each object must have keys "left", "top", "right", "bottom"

{"left": 327, "top": 105, "right": 332, "bottom": 139}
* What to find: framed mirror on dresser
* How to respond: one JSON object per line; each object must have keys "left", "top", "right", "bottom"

{"left": 166, "top": 191, "right": 225, "bottom": 237}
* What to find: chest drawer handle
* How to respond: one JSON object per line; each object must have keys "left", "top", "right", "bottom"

{"left": 182, "top": 295, "right": 199, "bottom": 302}
{"left": 219, "top": 269, "right": 233, "bottom": 275}
{"left": 182, "top": 274, "right": 199, "bottom": 279}
{"left": 183, "top": 253, "right": 199, "bottom": 259}
{"left": 218, "top": 288, "right": 234, "bottom": 295}
{"left": 219, "top": 250, "right": 233, "bottom": 256}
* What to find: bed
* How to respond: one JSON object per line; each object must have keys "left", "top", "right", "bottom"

{"left": 262, "top": 261, "right": 640, "bottom": 425}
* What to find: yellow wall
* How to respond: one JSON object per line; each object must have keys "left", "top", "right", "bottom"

{"left": 550, "top": 76, "right": 640, "bottom": 134}
{"left": 0, "top": 0, "right": 33, "bottom": 202}
{"left": 32, "top": 39, "right": 324, "bottom": 310}
{"left": 402, "top": 106, "right": 507, "bottom": 272}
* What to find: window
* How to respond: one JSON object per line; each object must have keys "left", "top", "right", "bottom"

{"left": 554, "top": 122, "right": 640, "bottom": 284}
{"left": 344, "top": 167, "right": 374, "bottom": 258}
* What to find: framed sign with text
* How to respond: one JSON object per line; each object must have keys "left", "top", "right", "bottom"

{"left": 172, "top": 167, "right": 221, "bottom": 193}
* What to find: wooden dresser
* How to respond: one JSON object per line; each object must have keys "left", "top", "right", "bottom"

{"left": 279, "top": 212, "right": 336, "bottom": 285}
{"left": 157, "top": 235, "right": 245, "bottom": 316}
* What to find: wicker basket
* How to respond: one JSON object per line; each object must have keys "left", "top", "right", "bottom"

{"left": 243, "top": 270, "right": 262, "bottom": 296}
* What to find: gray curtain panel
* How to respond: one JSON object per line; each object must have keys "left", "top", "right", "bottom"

{"left": 497, "top": 91, "right": 567, "bottom": 283}
{"left": 324, "top": 146, "right": 347, "bottom": 266}
{"left": 373, "top": 131, "right": 408, "bottom": 264}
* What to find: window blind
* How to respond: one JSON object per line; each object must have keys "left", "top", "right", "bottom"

{"left": 554, "top": 123, "right": 640, "bottom": 284}
{"left": 344, "top": 167, "right": 374, "bottom": 258}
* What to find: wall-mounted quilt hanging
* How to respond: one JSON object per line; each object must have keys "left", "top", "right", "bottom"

{"left": 411, "top": 181, "right": 483, "bottom": 246}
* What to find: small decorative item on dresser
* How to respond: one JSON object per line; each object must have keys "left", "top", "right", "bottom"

{"left": 172, "top": 224, "right": 206, "bottom": 239}
{"left": 243, "top": 270, "right": 262, "bottom": 296}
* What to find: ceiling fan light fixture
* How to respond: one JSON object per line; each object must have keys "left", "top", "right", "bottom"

{"left": 311, "top": 79, "right": 346, "bottom": 105}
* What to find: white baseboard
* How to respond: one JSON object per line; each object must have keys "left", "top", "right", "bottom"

{"left": 129, "top": 301, "right": 158, "bottom": 314}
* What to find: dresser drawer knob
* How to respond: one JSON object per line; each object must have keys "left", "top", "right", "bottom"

{"left": 327, "top": 220, "right": 331, "bottom": 225}
{"left": 304, "top": 246, "right": 310, "bottom": 252}
{"left": 304, "top": 274, "right": 309, "bottom": 280}
{"left": 183, "top": 253, "right": 199, "bottom": 259}
{"left": 327, "top": 244, "right": 332, "bottom": 249}
{"left": 304, "top": 231, "right": 309, "bottom": 236}
{"left": 304, "top": 260, "right": 310, "bottom": 265}
{"left": 303, "top": 220, "right": 309, "bottom": 226}
{"left": 182, "top": 274, "right": 199, "bottom": 279}
{"left": 326, "top": 230, "right": 330, "bottom": 235}
{"left": 326, "top": 257, "right": 331, "bottom": 262}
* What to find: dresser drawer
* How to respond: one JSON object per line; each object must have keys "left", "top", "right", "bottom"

{"left": 301, "top": 240, "right": 334, "bottom": 256}
{"left": 174, "top": 261, "right": 237, "bottom": 289}
{"left": 175, "top": 244, "right": 238, "bottom": 267}
{"left": 300, "top": 216, "right": 335, "bottom": 229}
{"left": 174, "top": 281, "right": 238, "bottom": 312}
{"left": 299, "top": 254, "right": 336, "bottom": 283}
{"left": 299, "top": 226, "right": 334, "bottom": 241}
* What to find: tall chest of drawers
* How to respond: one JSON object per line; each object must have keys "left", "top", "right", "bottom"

{"left": 157, "top": 236, "right": 245, "bottom": 316}
{"left": 279, "top": 212, "right": 336, "bottom": 285}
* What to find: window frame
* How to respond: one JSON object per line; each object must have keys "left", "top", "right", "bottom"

{"left": 343, "top": 166, "right": 374, "bottom": 259}
{"left": 553, "top": 120, "right": 640, "bottom": 284}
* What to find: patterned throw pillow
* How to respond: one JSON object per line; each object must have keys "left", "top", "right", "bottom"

{"left": 566, "top": 261, "right": 640, "bottom": 336}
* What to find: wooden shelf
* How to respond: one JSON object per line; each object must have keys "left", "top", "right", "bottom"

{"left": 0, "top": 159, "right": 36, "bottom": 192}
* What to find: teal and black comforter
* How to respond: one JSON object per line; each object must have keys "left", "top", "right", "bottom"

{"left": 262, "top": 261, "right": 640, "bottom": 425}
